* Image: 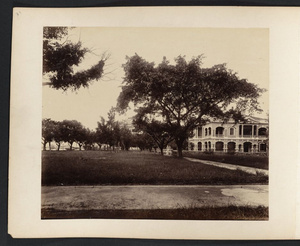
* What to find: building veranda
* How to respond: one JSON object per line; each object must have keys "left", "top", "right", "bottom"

{"left": 188, "top": 116, "right": 268, "bottom": 154}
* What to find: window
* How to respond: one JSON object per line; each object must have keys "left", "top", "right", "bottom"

{"left": 258, "top": 128, "right": 267, "bottom": 136}
{"left": 198, "top": 127, "right": 202, "bottom": 137}
{"left": 197, "top": 142, "right": 202, "bottom": 151}
{"left": 216, "top": 127, "right": 224, "bottom": 135}
{"left": 230, "top": 128, "right": 234, "bottom": 135}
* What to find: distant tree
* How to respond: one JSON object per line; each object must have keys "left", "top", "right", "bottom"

{"left": 118, "top": 54, "right": 265, "bottom": 157}
{"left": 133, "top": 111, "right": 173, "bottom": 155}
{"left": 133, "top": 132, "right": 156, "bottom": 152}
{"left": 95, "top": 118, "right": 108, "bottom": 150}
{"left": 119, "top": 123, "right": 134, "bottom": 151}
{"left": 43, "top": 27, "right": 108, "bottom": 91}
{"left": 83, "top": 129, "right": 96, "bottom": 150}
{"left": 53, "top": 121, "right": 64, "bottom": 151}
{"left": 75, "top": 126, "right": 87, "bottom": 151}
{"left": 95, "top": 108, "right": 120, "bottom": 150}
{"left": 60, "top": 120, "right": 84, "bottom": 150}
{"left": 42, "top": 118, "right": 56, "bottom": 150}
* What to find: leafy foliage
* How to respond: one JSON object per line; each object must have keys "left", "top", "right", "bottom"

{"left": 60, "top": 120, "right": 84, "bottom": 150}
{"left": 42, "top": 118, "right": 56, "bottom": 150}
{"left": 43, "top": 27, "right": 106, "bottom": 90}
{"left": 133, "top": 112, "right": 173, "bottom": 155}
{"left": 118, "top": 54, "right": 265, "bottom": 157}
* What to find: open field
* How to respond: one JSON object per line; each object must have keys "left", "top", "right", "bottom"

{"left": 42, "top": 150, "right": 268, "bottom": 186}
{"left": 183, "top": 151, "right": 268, "bottom": 170}
{"left": 42, "top": 206, "right": 268, "bottom": 220}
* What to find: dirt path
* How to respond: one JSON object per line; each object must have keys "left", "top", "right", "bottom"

{"left": 42, "top": 185, "right": 268, "bottom": 211}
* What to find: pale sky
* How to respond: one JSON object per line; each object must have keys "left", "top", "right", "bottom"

{"left": 42, "top": 27, "right": 269, "bottom": 130}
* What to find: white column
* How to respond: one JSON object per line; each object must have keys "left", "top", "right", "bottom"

{"left": 242, "top": 125, "right": 244, "bottom": 138}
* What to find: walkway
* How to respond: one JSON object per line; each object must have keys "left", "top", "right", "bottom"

{"left": 42, "top": 185, "right": 268, "bottom": 211}
{"left": 184, "top": 157, "right": 269, "bottom": 175}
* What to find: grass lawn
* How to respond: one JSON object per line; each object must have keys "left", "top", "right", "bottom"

{"left": 183, "top": 151, "right": 268, "bottom": 170}
{"left": 42, "top": 150, "right": 268, "bottom": 186}
{"left": 41, "top": 206, "right": 268, "bottom": 220}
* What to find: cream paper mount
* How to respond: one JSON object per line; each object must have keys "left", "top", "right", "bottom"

{"left": 9, "top": 7, "right": 300, "bottom": 239}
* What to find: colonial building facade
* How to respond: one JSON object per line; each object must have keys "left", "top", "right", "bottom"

{"left": 188, "top": 116, "right": 268, "bottom": 153}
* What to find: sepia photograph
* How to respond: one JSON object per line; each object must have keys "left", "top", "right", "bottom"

{"left": 41, "top": 27, "right": 269, "bottom": 220}
{"left": 8, "top": 7, "right": 299, "bottom": 239}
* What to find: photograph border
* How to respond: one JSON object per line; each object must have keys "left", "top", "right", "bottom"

{"left": 1, "top": 1, "right": 300, "bottom": 242}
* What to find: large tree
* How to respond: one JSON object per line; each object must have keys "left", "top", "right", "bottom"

{"left": 118, "top": 54, "right": 264, "bottom": 157}
{"left": 43, "top": 27, "right": 108, "bottom": 91}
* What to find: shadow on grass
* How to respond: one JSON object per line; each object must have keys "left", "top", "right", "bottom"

{"left": 42, "top": 205, "right": 268, "bottom": 220}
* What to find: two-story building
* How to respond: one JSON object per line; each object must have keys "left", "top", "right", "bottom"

{"left": 188, "top": 116, "right": 268, "bottom": 153}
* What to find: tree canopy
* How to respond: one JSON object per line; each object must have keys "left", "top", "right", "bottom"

{"left": 133, "top": 110, "right": 174, "bottom": 155}
{"left": 117, "top": 54, "right": 265, "bottom": 157}
{"left": 43, "top": 27, "right": 107, "bottom": 91}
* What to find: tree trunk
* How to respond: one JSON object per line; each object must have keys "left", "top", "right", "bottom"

{"left": 78, "top": 144, "right": 82, "bottom": 150}
{"left": 43, "top": 142, "right": 47, "bottom": 151}
{"left": 56, "top": 142, "right": 60, "bottom": 151}
{"left": 48, "top": 142, "right": 51, "bottom": 151}
{"left": 69, "top": 142, "right": 73, "bottom": 150}
{"left": 159, "top": 147, "right": 164, "bottom": 155}
{"left": 176, "top": 139, "right": 184, "bottom": 158}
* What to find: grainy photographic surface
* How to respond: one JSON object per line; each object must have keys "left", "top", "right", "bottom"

{"left": 41, "top": 27, "right": 269, "bottom": 220}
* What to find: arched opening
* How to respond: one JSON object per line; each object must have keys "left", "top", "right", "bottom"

{"left": 254, "top": 125, "right": 257, "bottom": 136}
{"left": 258, "top": 127, "right": 267, "bottom": 136}
{"left": 243, "top": 142, "right": 252, "bottom": 153}
{"left": 205, "top": 128, "right": 208, "bottom": 136}
{"left": 230, "top": 128, "right": 234, "bottom": 136}
{"left": 238, "top": 144, "right": 242, "bottom": 152}
{"left": 228, "top": 142, "right": 236, "bottom": 152}
{"left": 215, "top": 141, "right": 224, "bottom": 151}
{"left": 197, "top": 142, "right": 202, "bottom": 151}
{"left": 208, "top": 127, "right": 211, "bottom": 135}
{"left": 216, "top": 127, "right": 224, "bottom": 137}
{"left": 205, "top": 142, "right": 208, "bottom": 150}
{"left": 208, "top": 141, "right": 211, "bottom": 151}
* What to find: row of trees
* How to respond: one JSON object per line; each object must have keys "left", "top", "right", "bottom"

{"left": 42, "top": 109, "right": 161, "bottom": 152}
